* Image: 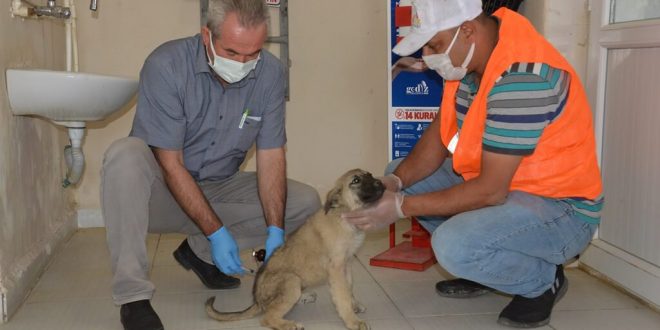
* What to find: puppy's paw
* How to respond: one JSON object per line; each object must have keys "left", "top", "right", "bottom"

{"left": 292, "top": 323, "right": 305, "bottom": 330}
{"left": 296, "top": 291, "right": 317, "bottom": 305}
{"left": 281, "top": 321, "right": 304, "bottom": 330}
{"left": 350, "top": 320, "right": 369, "bottom": 330}
{"left": 352, "top": 301, "right": 367, "bottom": 314}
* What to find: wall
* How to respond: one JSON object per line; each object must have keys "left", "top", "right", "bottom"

{"left": 73, "top": 0, "right": 200, "bottom": 225}
{"left": 0, "top": 0, "right": 593, "bottom": 321}
{"left": 520, "top": 0, "right": 591, "bottom": 80}
{"left": 73, "top": 1, "right": 591, "bottom": 226}
{"left": 70, "top": 1, "right": 591, "bottom": 219}
{"left": 0, "top": 7, "right": 77, "bottom": 322}
{"left": 74, "top": 0, "right": 389, "bottom": 225}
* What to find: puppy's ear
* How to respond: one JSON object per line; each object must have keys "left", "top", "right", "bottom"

{"left": 324, "top": 187, "right": 342, "bottom": 214}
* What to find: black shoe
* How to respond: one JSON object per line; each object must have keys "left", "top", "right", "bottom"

{"left": 173, "top": 239, "right": 240, "bottom": 289}
{"left": 435, "top": 278, "right": 495, "bottom": 298}
{"left": 120, "top": 300, "right": 164, "bottom": 330}
{"left": 498, "top": 265, "right": 568, "bottom": 328}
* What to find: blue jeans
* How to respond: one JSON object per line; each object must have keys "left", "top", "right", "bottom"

{"left": 385, "top": 158, "right": 597, "bottom": 298}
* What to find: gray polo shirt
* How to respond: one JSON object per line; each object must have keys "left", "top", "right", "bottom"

{"left": 130, "top": 34, "right": 286, "bottom": 181}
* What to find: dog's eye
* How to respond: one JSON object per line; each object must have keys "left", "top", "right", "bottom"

{"left": 351, "top": 177, "right": 361, "bottom": 184}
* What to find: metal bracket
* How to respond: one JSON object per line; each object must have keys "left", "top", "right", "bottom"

{"left": 266, "top": 0, "right": 290, "bottom": 100}
{"left": 1, "top": 292, "right": 6, "bottom": 323}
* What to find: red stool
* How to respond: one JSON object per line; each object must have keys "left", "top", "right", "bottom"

{"left": 369, "top": 217, "right": 436, "bottom": 271}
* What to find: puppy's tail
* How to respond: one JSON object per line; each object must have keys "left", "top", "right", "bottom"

{"left": 205, "top": 296, "right": 262, "bottom": 321}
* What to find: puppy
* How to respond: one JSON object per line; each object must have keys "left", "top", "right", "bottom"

{"left": 205, "top": 169, "right": 385, "bottom": 330}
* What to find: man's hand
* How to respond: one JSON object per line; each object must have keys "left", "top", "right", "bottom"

{"left": 341, "top": 190, "right": 405, "bottom": 231}
{"left": 378, "top": 174, "right": 403, "bottom": 192}
{"left": 265, "top": 225, "right": 285, "bottom": 261}
{"left": 207, "top": 227, "right": 244, "bottom": 275}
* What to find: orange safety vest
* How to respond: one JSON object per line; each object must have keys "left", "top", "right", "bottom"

{"left": 439, "top": 8, "right": 602, "bottom": 199}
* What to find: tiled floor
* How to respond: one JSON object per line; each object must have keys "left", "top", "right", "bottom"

{"left": 2, "top": 224, "right": 659, "bottom": 330}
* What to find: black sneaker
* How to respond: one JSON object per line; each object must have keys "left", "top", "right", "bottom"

{"left": 173, "top": 239, "right": 240, "bottom": 289}
{"left": 120, "top": 300, "right": 164, "bottom": 330}
{"left": 435, "top": 278, "right": 495, "bottom": 298}
{"left": 498, "top": 265, "right": 568, "bottom": 328}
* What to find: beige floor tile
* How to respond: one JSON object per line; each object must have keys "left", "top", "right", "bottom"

{"left": 290, "top": 317, "right": 414, "bottom": 330}
{"left": 379, "top": 279, "right": 512, "bottom": 317}
{"left": 25, "top": 229, "right": 113, "bottom": 303}
{"left": 24, "top": 229, "right": 159, "bottom": 304}
{"left": 0, "top": 299, "right": 119, "bottom": 330}
{"left": 45, "top": 228, "right": 111, "bottom": 273}
{"left": 152, "top": 292, "right": 261, "bottom": 330}
{"left": 146, "top": 233, "right": 160, "bottom": 265}
{"left": 348, "top": 256, "right": 376, "bottom": 284}
{"left": 408, "top": 314, "right": 553, "bottom": 330}
{"left": 359, "top": 318, "right": 414, "bottom": 329}
{"left": 555, "top": 268, "right": 645, "bottom": 311}
{"left": 3, "top": 228, "right": 660, "bottom": 330}
{"left": 26, "top": 267, "right": 113, "bottom": 303}
{"left": 284, "top": 281, "right": 404, "bottom": 324}
{"left": 550, "top": 308, "right": 660, "bottom": 330}
{"left": 358, "top": 259, "right": 448, "bottom": 283}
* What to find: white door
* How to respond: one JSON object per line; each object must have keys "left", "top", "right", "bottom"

{"left": 582, "top": 0, "right": 660, "bottom": 308}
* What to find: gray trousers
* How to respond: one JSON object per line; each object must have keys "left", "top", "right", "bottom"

{"left": 101, "top": 137, "right": 321, "bottom": 305}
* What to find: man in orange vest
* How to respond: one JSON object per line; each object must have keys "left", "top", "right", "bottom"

{"left": 343, "top": 0, "right": 603, "bottom": 327}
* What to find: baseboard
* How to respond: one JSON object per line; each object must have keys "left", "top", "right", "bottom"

{"left": 1, "top": 220, "right": 75, "bottom": 323}
{"left": 77, "top": 208, "right": 105, "bottom": 228}
{"left": 580, "top": 239, "right": 660, "bottom": 310}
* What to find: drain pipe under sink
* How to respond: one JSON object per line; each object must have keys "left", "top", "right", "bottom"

{"left": 62, "top": 0, "right": 83, "bottom": 187}
{"left": 62, "top": 126, "right": 85, "bottom": 188}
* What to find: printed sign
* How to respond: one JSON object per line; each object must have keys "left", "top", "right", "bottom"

{"left": 392, "top": 120, "right": 433, "bottom": 159}
{"left": 388, "top": 0, "right": 443, "bottom": 160}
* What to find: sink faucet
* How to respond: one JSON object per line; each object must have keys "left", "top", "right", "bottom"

{"left": 33, "top": 0, "right": 71, "bottom": 19}
{"left": 90, "top": 0, "right": 97, "bottom": 11}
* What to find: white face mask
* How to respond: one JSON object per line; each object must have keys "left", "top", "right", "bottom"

{"left": 207, "top": 31, "right": 260, "bottom": 83}
{"left": 422, "top": 27, "right": 475, "bottom": 81}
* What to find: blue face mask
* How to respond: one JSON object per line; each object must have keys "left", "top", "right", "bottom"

{"left": 207, "top": 31, "right": 260, "bottom": 83}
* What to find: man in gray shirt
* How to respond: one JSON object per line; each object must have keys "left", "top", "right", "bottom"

{"left": 101, "top": 1, "right": 320, "bottom": 329}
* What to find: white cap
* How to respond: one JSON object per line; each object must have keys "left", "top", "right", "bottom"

{"left": 393, "top": 0, "right": 483, "bottom": 56}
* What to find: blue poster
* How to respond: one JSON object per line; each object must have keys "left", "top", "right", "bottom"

{"left": 388, "top": 0, "right": 443, "bottom": 160}
{"left": 390, "top": 0, "right": 443, "bottom": 107}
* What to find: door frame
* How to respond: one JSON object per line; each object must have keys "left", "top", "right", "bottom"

{"left": 581, "top": 0, "right": 660, "bottom": 309}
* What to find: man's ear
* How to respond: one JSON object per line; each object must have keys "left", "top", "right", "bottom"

{"left": 323, "top": 187, "right": 342, "bottom": 214}
{"left": 460, "top": 21, "right": 477, "bottom": 41}
{"left": 201, "top": 26, "right": 211, "bottom": 45}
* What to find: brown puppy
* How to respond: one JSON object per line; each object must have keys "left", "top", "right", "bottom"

{"left": 205, "top": 169, "right": 385, "bottom": 330}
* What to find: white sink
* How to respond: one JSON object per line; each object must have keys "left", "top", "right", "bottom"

{"left": 5, "top": 69, "right": 138, "bottom": 127}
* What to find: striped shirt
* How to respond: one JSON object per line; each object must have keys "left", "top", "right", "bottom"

{"left": 454, "top": 62, "right": 603, "bottom": 224}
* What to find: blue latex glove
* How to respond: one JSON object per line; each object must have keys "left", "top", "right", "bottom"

{"left": 207, "top": 226, "right": 244, "bottom": 275}
{"left": 265, "top": 225, "right": 285, "bottom": 261}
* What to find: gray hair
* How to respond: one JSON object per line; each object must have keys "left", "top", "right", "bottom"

{"left": 206, "top": 0, "right": 269, "bottom": 37}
